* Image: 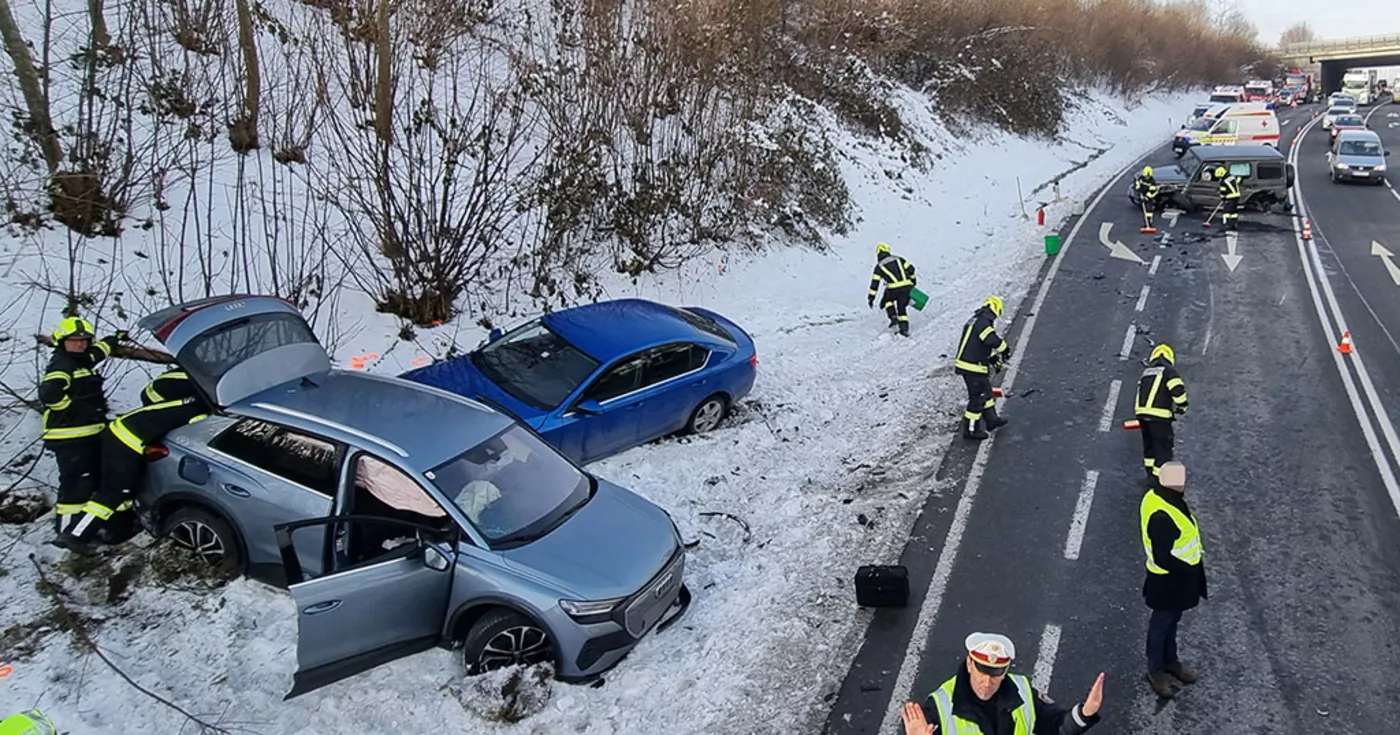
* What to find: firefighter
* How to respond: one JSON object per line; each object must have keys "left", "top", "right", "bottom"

{"left": 1216, "top": 167, "right": 1241, "bottom": 232}
{"left": 56, "top": 394, "right": 211, "bottom": 554}
{"left": 953, "top": 296, "right": 1010, "bottom": 441}
{"left": 141, "top": 367, "right": 198, "bottom": 406}
{"left": 38, "top": 317, "right": 124, "bottom": 536}
{"left": 901, "top": 632, "right": 1104, "bottom": 735}
{"left": 868, "top": 242, "right": 918, "bottom": 337}
{"left": 1134, "top": 343, "right": 1188, "bottom": 482}
{"left": 1134, "top": 166, "right": 1161, "bottom": 229}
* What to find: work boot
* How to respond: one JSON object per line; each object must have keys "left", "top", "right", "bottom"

{"left": 898, "top": 323, "right": 909, "bottom": 337}
{"left": 984, "top": 407, "right": 1008, "bottom": 431}
{"left": 1145, "top": 670, "right": 1175, "bottom": 699}
{"left": 49, "top": 532, "right": 97, "bottom": 557}
{"left": 963, "top": 418, "right": 988, "bottom": 441}
{"left": 1165, "top": 661, "right": 1198, "bottom": 684}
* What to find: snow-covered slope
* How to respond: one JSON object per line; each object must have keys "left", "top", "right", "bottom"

{"left": 0, "top": 84, "right": 1197, "bottom": 732}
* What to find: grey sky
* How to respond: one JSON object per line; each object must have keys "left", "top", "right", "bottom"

{"left": 1236, "top": 0, "right": 1394, "bottom": 47}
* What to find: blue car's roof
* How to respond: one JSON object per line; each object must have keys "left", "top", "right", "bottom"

{"left": 542, "top": 299, "right": 704, "bottom": 363}
{"left": 233, "top": 371, "right": 513, "bottom": 472}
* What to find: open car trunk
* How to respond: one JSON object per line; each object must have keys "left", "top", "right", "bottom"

{"left": 138, "top": 295, "right": 333, "bottom": 409}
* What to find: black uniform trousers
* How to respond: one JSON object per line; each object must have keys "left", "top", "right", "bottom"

{"left": 883, "top": 285, "right": 912, "bottom": 334}
{"left": 1146, "top": 609, "right": 1183, "bottom": 672}
{"left": 1221, "top": 198, "right": 1239, "bottom": 231}
{"left": 1139, "top": 417, "right": 1175, "bottom": 478}
{"left": 68, "top": 431, "right": 145, "bottom": 543}
{"left": 960, "top": 371, "right": 995, "bottom": 421}
{"left": 48, "top": 437, "right": 101, "bottom": 534}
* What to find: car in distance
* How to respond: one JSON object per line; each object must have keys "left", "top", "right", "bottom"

{"left": 1329, "top": 129, "right": 1389, "bottom": 184}
{"left": 402, "top": 298, "right": 757, "bottom": 466}
{"left": 1328, "top": 114, "right": 1368, "bottom": 146}
{"left": 132, "top": 294, "right": 690, "bottom": 697}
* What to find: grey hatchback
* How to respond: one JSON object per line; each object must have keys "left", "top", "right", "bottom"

{"left": 132, "top": 295, "right": 690, "bottom": 698}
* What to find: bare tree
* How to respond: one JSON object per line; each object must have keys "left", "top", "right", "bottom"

{"left": 0, "top": 0, "right": 62, "bottom": 174}
{"left": 229, "top": 0, "right": 262, "bottom": 152}
{"left": 1279, "top": 22, "right": 1317, "bottom": 47}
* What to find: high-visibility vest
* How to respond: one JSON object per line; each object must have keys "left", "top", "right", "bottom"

{"left": 928, "top": 673, "right": 1036, "bottom": 734}
{"left": 1140, "top": 491, "right": 1203, "bottom": 574}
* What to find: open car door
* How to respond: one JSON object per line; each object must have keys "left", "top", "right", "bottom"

{"left": 138, "top": 295, "right": 333, "bottom": 409}
{"left": 274, "top": 515, "right": 457, "bottom": 699}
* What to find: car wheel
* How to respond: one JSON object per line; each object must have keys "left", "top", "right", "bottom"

{"left": 686, "top": 394, "right": 729, "bottom": 434}
{"left": 462, "top": 609, "right": 555, "bottom": 675}
{"left": 160, "top": 505, "right": 244, "bottom": 571}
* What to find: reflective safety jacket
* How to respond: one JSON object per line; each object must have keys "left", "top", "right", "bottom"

{"left": 1134, "top": 359, "right": 1188, "bottom": 420}
{"left": 108, "top": 397, "right": 210, "bottom": 455}
{"left": 1141, "top": 488, "right": 1204, "bottom": 575}
{"left": 920, "top": 662, "right": 1100, "bottom": 735}
{"left": 955, "top": 306, "right": 1008, "bottom": 375}
{"left": 1134, "top": 174, "right": 1159, "bottom": 200}
{"left": 869, "top": 254, "right": 917, "bottom": 297}
{"left": 38, "top": 339, "right": 117, "bottom": 444}
{"left": 141, "top": 368, "right": 198, "bottom": 406}
{"left": 1218, "top": 175, "right": 1242, "bottom": 201}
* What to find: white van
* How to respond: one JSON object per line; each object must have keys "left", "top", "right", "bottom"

{"left": 1172, "top": 102, "right": 1280, "bottom": 156}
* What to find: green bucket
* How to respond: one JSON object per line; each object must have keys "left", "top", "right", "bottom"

{"left": 1044, "top": 233, "right": 1062, "bottom": 256}
{"left": 909, "top": 287, "right": 929, "bottom": 311}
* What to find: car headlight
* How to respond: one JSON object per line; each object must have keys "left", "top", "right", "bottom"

{"left": 1335, "top": 163, "right": 1350, "bottom": 170}
{"left": 1377, "top": 164, "right": 1387, "bottom": 172}
{"left": 559, "top": 597, "right": 625, "bottom": 624}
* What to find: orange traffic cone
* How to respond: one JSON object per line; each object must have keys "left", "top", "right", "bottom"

{"left": 1123, "top": 419, "right": 1141, "bottom": 431}
{"left": 1337, "top": 331, "right": 1353, "bottom": 354}
{"left": 1302, "top": 219, "right": 1312, "bottom": 241}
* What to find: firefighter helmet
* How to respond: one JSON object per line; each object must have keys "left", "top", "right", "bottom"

{"left": 983, "top": 296, "right": 1004, "bottom": 318}
{"left": 1150, "top": 343, "right": 1176, "bottom": 364}
{"left": 52, "top": 316, "right": 94, "bottom": 344}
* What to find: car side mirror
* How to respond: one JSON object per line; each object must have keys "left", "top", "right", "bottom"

{"left": 488, "top": 327, "right": 504, "bottom": 342}
{"left": 422, "top": 543, "right": 451, "bottom": 572}
{"left": 1387, "top": 150, "right": 1392, "bottom": 156}
{"left": 574, "top": 399, "right": 605, "bottom": 415}
{"left": 1180, "top": 124, "right": 1186, "bottom": 129}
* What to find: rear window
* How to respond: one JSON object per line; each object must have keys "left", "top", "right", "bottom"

{"left": 1335, "top": 116, "right": 1363, "bottom": 127}
{"left": 1256, "top": 163, "right": 1284, "bottom": 180}
{"left": 670, "top": 307, "right": 735, "bottom": 345}
{"left": 180, "top": 312, "right": 319, "bottom": 384}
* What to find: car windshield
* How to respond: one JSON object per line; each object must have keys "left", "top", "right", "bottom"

{"left": 1335, "top": 116, "right": 1363, "bottom": 127}
{"left": 1187, "top": 117, "right": 1214, "bottom": 131}
{"left": 425, "top": 424, "right": 591, "bottom": 545}
{"left": 1180, "top": 149, "right": 1203, "bottom": 175}
{"left": 471, "top": 321, "right": 601, "bottom": 410}
{"left": 1339, "top": 140, "right": 1382, "bottom": 156}
{"left": 1327, "top": 108, "right": 1349, "bottom": 117}
{"left": 1209, "top": 95, "right": 1238, "bottom": 103}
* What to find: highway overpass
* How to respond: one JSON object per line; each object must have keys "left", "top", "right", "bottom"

{"left": 1279, "top": 33, "right": 1400, "bottom": 94}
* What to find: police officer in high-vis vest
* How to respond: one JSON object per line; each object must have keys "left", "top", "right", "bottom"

{"left": 1140, "top": 461, "right": 1207, "bottom": 700}
{"left": 38, "top": 316, "right": 123, "bottom": 537}
{"left": 900, "top": 632, "right": 1104, "bottom": 735}
{"left": 55, "top": 393, "right": 211, "bottom": 554}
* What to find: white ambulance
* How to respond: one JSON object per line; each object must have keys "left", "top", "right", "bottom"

{"left": 1172, "top": 102, "right": 1280, "bottom": 156}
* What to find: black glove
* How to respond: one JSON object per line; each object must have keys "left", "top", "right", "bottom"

{"left": 867, "top": 296, "right": 875, "bottom": 309}
{"left": 1002, "top": 344, "right": 1013, "bottom": 360}
{"left": 107, "top": 330, "right": 129, "bottom": 343}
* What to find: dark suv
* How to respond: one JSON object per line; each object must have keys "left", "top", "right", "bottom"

{"left": 1129, "top": 145, "right": 1295, "bottom": 213}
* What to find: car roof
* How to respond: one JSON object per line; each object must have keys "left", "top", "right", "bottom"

{"left": 1191, "top": 145, "right": 1284, "bottom": 161}
{"left": 233, "top": 370, "right": 514, "bottom": 472}
{"left": 540, "top": 298, "right": 708, "bottom": 363}
{"left": 1336, "top": 129, "right": 1380, "bottom": 140}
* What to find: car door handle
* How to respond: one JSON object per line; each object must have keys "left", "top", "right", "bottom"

{"left": 221, "top": 483, "right": 251, "bottom": 498}
{"left": 302, "top": 600, "right": 342, "bottom": 615}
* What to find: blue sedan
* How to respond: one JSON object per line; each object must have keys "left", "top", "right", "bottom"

{"left": 402, "top": 299, "right": 757, "bottom": 465}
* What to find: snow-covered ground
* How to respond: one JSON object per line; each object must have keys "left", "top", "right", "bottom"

{"left": 0, "top": 85, "right": 1197, "bottom": 731}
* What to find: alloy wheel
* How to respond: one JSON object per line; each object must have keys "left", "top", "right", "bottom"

{"left": 478, "top": 625, "right": 552, "bottom": 672}
{"left": 692, "top": 399, "right": 725, "bottom": 433}
{"left": 170, "top": 520, "right": 227, "bottom": 564}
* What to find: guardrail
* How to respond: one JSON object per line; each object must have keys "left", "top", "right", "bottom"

{"left": 1280, "top": 33, "right": 1400, "bottom": 56}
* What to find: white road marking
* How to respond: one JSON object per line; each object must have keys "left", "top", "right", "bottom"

{"left": 1097, "top": 380, "right": 1122, "bottom": 433}
{"left": 1118, "top": 323, "right": 1136, "bottom": 360}
{"left": 1148, "top": 254, "right": 1162, "bottom": 276}
{"left": 1064, "top": 471, "right": 1099, "bottom": 560}
{"left": 1032, "top": 623, "right": 1063, "bottom": 693}
{"left": 877, "top": 150, "right": 1158, "bottom": 735}
{"left": 1134, "top": 284, "right": 1151, "bottom": 312}
{"left": 1287, "top": 115, "right": 1400, "bottom": 518}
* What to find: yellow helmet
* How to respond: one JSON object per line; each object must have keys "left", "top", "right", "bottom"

{"left": 1150, "top": 343, "right": 1176, "bottom": 364}
{"left": 52, "top": 316, "right": 94, "bottom": 343}
{"left": 983, "top": 296, "right": 1004, "bottom": 318}
{"left": 876, "top": 242, "right": 891, "bottom": 258}
{"left": 1143, "top": 166, "right": 1153, "bottom": 177}
{"left": 1214, "top": 167, "right": 1226, "bottom": 179}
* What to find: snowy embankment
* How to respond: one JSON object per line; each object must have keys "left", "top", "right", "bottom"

{"left": 0, "top": 88, "right": 1195, "bottom": 732}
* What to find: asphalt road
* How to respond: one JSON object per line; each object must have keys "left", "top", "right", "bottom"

{"left": 824, "top": 103, "right": 1400, "bottom": 735}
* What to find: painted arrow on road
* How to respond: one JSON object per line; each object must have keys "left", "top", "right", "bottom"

{"left": 1098, "top": 222, "right": 1145, "bottom": 263}
{"left": 1162, "top": 209, "right": 1182, "bottom": 228}
{"left": 1373, "top": 241, "right": 1400, "bottom": 286}
{"left": 1222, "top": 232, "right": 1243, "bottom": 272}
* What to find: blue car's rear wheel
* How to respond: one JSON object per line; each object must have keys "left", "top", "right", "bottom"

{"left": 160, "top": 505, "right": 243, "bottom": 572}
{"left": 463, "top": 609, "right": 555, "bottom": 675}
{"left": 686, "top": 394, "right": 728, "bottom": 434}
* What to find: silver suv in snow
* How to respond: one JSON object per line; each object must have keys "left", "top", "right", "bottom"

{"left": 132, "top": 295, "right": 690, "bottom": 697}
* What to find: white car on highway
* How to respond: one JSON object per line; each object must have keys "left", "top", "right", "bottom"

{"left": 1322, "top": 105, "right": 1357, "bottom": 130}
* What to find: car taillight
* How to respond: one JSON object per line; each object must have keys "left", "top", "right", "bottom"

{"left": 750, "top": 353, "right": 758, "bottom": 369}
{"left": 144, "top": 443, "right": 169, "bottom": 461}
